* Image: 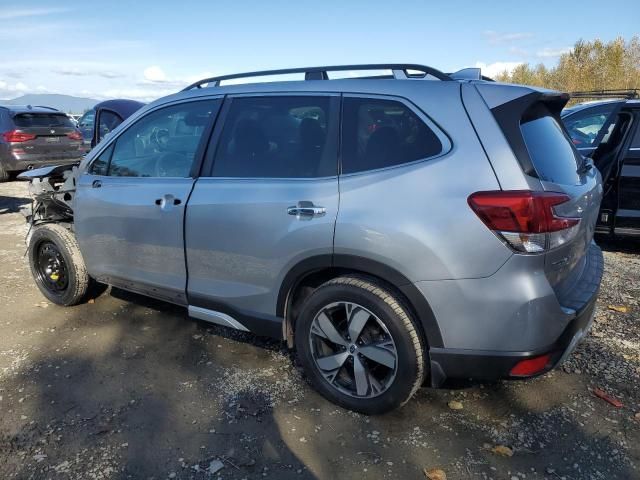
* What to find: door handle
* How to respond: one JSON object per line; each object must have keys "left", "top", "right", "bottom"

{"left": 154, "top": 196, "right": 182, "bottom": 207}
{"left": 287, "top": 202, "right": 326, "bottom": 219}
{"left": 92, "top": 179, "right": 102, "bottom": 188}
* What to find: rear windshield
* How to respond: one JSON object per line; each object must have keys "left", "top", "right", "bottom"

{"left": 13, "top": 113, "right": 75, "bottom": 128}
{"left": 521, "top": 113, "right": 581, "bottom": 185}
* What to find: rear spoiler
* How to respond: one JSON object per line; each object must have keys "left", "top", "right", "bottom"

{"left": 480, "top": 86, "right": 571, "bottom": 177}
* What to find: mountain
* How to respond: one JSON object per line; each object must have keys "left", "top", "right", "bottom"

{"left": 0, "top": 94, "right": 100, "bottom": 114}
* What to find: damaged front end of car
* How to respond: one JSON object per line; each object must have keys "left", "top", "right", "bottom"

{"left": 17, "top": 164, "right": 79, "bottom": 228}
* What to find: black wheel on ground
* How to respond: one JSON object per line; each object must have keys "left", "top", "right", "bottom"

{"left": 28, "top": 223, "right": 91, "bottom": 306}
{"left": 295, "top": 275, "right": 427, "bottom": 415}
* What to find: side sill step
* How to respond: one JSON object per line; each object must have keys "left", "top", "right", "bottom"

{"left": 188, "top": 306, "right": 250, "bottom": 332}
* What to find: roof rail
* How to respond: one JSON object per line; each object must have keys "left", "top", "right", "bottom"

{"left": 570, "top": 89, "right": 639, "bottom": 100}
{"left": 182, "top": 63, "right": 451, "bottom": 91}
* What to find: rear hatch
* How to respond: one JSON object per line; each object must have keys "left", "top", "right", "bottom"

{"left": 489, "top": 90, "right": 603, "bottom": 305}
{"left": 10, "top": 112, "right": 83, "bottom": 160}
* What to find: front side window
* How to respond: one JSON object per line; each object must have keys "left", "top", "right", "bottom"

{"left": 107, "top": 101, "right": 216, "bottom": 178}
{"left": 563, "top": 106, "right": 615, "bottom": 148}
{"left": 211, "top": 96, "right": 336, "bottom": 178}
{"left": 341, "top": 97, "right": 443, "bottom": 174}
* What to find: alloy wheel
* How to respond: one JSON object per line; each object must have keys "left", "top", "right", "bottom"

{"left": 308, "top": 302, "right": 398, "bottom": 398}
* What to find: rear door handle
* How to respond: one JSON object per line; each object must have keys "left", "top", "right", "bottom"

{"left": 287, "top": 202, "right": 326, "bottom": 219}
{"left": 92, "top": 180, "right": 102, "bottom": 188}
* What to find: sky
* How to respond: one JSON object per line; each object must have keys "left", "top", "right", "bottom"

{"left": 0, "top": 0, "right": 638, "bottom": 102}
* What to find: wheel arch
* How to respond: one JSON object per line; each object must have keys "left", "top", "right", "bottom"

{"left": 277, "top": 254, "right": 444, "bottom": 349}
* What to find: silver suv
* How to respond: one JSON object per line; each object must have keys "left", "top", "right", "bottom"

{"left": 20, "top": 64, "right": 604, "bottom": 414}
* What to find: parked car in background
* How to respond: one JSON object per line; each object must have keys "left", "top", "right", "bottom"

{"left": 77, "top": 109, "right": 95, "bottom": 145}
{"left": 19, "top": 64, "right": 603, "bottom": 414}
{"left": 77, "top": 100, "right": 144, "bottom": 148}
{"left": 561, "top": 90, "right": 640, "bottom": 238}
{"left": 67, "top": 114, "right": 81, "bottom": 126}
{"left": 0, "top": 105, "right": 84, "bottom": 181}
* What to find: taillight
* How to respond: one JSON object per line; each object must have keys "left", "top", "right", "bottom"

{"left": 3, "top": 130, "right": 36, "bottom": 143}
{"left": 66, "top": 131, "right": 83, "bottom": 141}
{"left": 468, "top": 190, "right": 580, "bottom": 253}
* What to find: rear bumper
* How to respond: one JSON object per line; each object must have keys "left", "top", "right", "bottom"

{"left": 428, "top": 243, "right": 603, "bottom": 386}
{"left": 2, "top": 155, "right": 82, "bottom": 172}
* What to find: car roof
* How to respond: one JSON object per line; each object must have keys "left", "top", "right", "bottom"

{"left": 562, "top": 99, "right": 629, "bottom": 116}
{"left": 0, "top": 104, "right": 62, "bottom": 115}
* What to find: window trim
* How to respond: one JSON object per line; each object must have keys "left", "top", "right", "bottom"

{"left": 339, "top": 93, "right": 452, "bottom": 177}
{"left": 84, "top": 96, "right": 223, "bottom": 179}
{"left": 202, "top": 92, "right": 341, "bottom": 180}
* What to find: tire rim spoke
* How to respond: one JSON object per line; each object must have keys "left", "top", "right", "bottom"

{"left": 312, "top": 311, "right": 347, "bottom": 347}
{"left": 347, "top": 306, "right": 370, "bottom": 342}
{"left": 316, "top": 351, "right": 349, "bottom": 371}
{"left": 353, "top": 355, "right": 371, "bottom": 396}
{"left": 359, "top": 342, "right": 397, "bottom": 369}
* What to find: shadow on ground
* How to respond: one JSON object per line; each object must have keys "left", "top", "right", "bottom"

{"left": 0, "top": 285, "right": 637, "bottom": 479}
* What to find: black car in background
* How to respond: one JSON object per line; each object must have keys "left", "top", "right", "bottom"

{"left": 562, "top": 91, "right": 640, "bottom": 238}
{"left": 0, "top": 105, "right": 84, "bottom": 181}
{"left": 78, "top": 99, "right": 145, "bottom": 148}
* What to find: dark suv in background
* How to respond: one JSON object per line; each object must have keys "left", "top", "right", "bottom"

{"left": 0, "top": 105, "right": 85, "bottom": 181}
{"left": 561, "top": 90, "right": 640, "bottom": 238}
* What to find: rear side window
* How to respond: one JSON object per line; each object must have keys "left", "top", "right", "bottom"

{"left": 13, "top": 113, "right": 74, "bottom": 128}
{"left": 211, "top": 96, "right": 337, "bottom": 178}
{"left": 341, "top": 97, "right": 442, "bottom": 174}
{"left": 521, "top": 113, "right": 580, "bottom": 185}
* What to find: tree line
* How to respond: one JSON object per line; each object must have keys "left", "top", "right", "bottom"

{"left": 494, "top": 36, "right": 640, "bottom": 96}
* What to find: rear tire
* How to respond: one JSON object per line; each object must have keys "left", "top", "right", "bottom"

{"left": 28, "top": 223, "right": 90, "bottom": 306}
{"left": 295, "top": 275, "right": 426, "bottom": 414}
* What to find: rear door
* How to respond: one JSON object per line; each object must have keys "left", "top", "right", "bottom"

{"left": 185, "top": 94, "right": 340, "bottom": 330}
{"left": 11, "top": 112, "right": 83, "bottom": 161}
{"left": 75, "top": 99, "right": 221, "bottom": 304}
{"left": 615, "top": 111, "right": 640, "bottom": 235}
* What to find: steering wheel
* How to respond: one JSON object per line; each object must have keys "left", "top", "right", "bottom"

{"left": 154, "top": 152, "right": 191, "bottom": 177}
{"left": 150, "top": 127, "right": 170, "bottom": 151}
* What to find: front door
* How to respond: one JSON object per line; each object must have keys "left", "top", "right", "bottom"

{"left": 75, "top": 99, "right": 221, "bottom": 303}
{"left": 615, "top": 113, "right": 640, "bottom": 235}
{"left": 185, "top": 94, "right": 340, "bottom": 330}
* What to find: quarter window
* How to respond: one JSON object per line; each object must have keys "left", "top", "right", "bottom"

{"left": 107, "top": 101, "right": 216, "bottom": 178}
{"left": 341, "top": 97, "right": 443, "bottom": 174}
{"left": 211, "top": 96, "right": 337, "bottom": 178}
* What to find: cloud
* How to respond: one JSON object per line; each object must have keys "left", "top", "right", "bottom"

{"left": 0, "top": 80, "right": 29, "bottom": 99}
{"left": 143, "top": 66, "right": 168, "bottom": 83}
{"left": 475, "top": 61, "right": 523, "bottom": 79}
{"left": 0, "top": 7, "right": 69, "bottom": 20}
{"left": 0, "top": 7, "right": 70, "bottom": 20}
{"left": 483, "top": 30, "right": 534, "bottom": 45}
{"left": 508, "top": 46, "right": 529, "bottom": 57}
{"left": 53, "top": 68, "right": 124, "bottom": 79}
{"left": 536, "top": 47, "right": 571, "bottom": 58}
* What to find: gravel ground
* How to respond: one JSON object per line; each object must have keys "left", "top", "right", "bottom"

{"left": 0, "top": 180, "right": 638, "bottom": 480}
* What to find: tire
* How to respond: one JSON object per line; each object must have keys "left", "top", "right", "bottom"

{"left": 295, "top": 275, "right": 426, "bottom": 414}
{"left": 28, "top": 223, "right": 90, "bottom": 306}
